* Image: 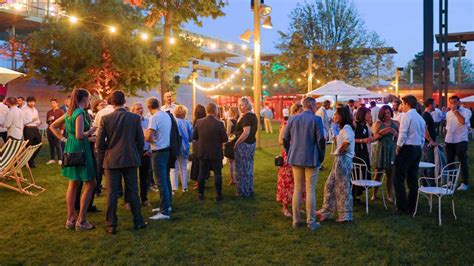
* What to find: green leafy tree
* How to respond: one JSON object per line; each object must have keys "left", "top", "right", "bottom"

{"left": 272, "top": 0, "right": 393, "bottom": 93}
{"left": 136, "top": 0, "right": 227, "bottom": 102}
{"left": 24, "top": 0, "right": 161, "bottom": 98}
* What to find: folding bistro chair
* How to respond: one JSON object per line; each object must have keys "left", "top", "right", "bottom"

{"left": 7, "top": 143, "right": 46, "bottom": 196}
{"left": 0, "top": 139, "right": 29, "bottom": 193}
{"left": 351, "top": 157, "right": 387, "bottom": 214}
{"left": 413, "top": 161, "right": 461, "bottom": 226}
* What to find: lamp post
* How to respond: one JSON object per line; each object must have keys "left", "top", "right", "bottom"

{"left": 307, "top": 52, "right": 313, "bottom": 93}
{"left": 241, "top": 1, "right": 272, "bottom": 149}
{"left": 191, "top": 60, "right": 199, "bottom": 120}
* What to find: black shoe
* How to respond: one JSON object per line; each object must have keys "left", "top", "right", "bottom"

{"left": 29, "top": 163, "right": 36, "bottom": 168}
{"left": 88, "top": 206, "right": 101, "bottom": 213}
{"left": 216, "top": 195, "right": 223, "bottom": 202}
{"left": 198, "top": 194, "right": 204, "bottom": 200}
{"left": 106, "top": 227, "right": 117, "bottom": 235}
{"left": 134, "top": 222, "right": 148, "bottom": 230}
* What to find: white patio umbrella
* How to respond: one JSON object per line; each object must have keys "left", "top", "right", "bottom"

{"left": 461, "top": 95, "right": 474, "bottom": 103}
{"left": 307, "top": 80, "right": 380, "bottom": 102}
{"left": 0, "top": 67, "right": 25, "bottom": 86}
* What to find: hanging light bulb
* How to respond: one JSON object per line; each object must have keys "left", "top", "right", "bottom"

{"left": 69, "top": 16, "right": 78, "bottom": 24}
{"left": 109, "top": 26, "right": 117, "bottom": 33}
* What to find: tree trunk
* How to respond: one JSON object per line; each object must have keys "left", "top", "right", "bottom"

{"left": 160, "top": 12, "right": 173, "bottom": 103}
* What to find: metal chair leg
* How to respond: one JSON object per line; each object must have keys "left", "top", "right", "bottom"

{"left": 365, "top": 187, "right": 369, "bottom": 214}
{"left": 438, "top": 197, "right": 442, "bottom": 226}
{"left": 381, "top": 185, "right": 387, "bottom": 210}
{"left": 413, "top": 191, "right": 420, "bottom": 218}
{"left": 452, "top": 197, "right": 457, "bottom": 220}
{"left": 429, "top": 195, "right": 433, "bottom": 213}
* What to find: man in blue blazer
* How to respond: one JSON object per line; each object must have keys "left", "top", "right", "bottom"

{"left": 283, "top": 97, "right": 326, "bottom": 231}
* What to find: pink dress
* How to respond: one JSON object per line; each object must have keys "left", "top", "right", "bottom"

{"left": 276, "top": 122, "right": 305, "bottom": 205}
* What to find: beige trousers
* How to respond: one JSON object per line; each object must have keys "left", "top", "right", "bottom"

{"left": 292, "top": 166, "right": 319, "bottom": 225}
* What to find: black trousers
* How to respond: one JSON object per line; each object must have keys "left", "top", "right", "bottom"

{"left": 47, "top": 130, "right": 62, "bottom": 161}
{"left": 105, "top": 167, "right": 144, "bottom": 229}
{"left": 0, "top": 132, "right": 7, "bottom": 143}
{"left": 23, "top": 127, "right": 42, "bottom": 165}
{"left": 392, "top": 145, "right": 422, "bottom": 213}
{"left": 125, "top": 154, "right": 151, "bottom": 204}
{"left": 198, "top": 159, "right": 223, "bottom": 197}
{"left": 445, "top": 141, "right": 469, "bottom": 185}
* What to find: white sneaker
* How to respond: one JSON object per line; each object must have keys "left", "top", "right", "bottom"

{"left": 46, "top": 160, "right": 55, "bottom": 165}
{"left": 58, "top": 160, "right": 62, "bottom": 166}
{"left": 457, "top": 183, "right": 469, "bottom": 191}
{"left": 151, "top": 207, "right": 172, "bottom": 213}
{"left": 149, "top": 213, "right": 170, "bottom": 220}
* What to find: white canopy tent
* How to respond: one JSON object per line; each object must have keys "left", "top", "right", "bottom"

{"left": 461, "top": 95, "right": 474, "bottom": 103}
{"left": 0, "top": 67, "right": 25, "bottom": 86}
{"left": 308, "top": 80, "right": 383, "bottom": 102}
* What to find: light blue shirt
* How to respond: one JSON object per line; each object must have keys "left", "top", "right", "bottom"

{"left": 397, "top": 109, "right": 425, "bottom": 147}
{"left": 141, "top": 117, "right": 151, "bottom": 151}
{"left": 148, "top": 111, "right": 171, "bottom": 151}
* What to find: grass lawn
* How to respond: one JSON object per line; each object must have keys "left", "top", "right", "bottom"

{"left": 1, "top": 122, "right": 474, "bottom": 264}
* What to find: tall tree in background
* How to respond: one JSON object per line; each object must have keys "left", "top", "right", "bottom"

{"left": 273, "top": 0, "right": 393, "bottom": 93}
{"left": 25, "top": 1, "right": 161, "bottom": 98}
{"left": 133, "top": 0, "right": 227, "bottom": 102}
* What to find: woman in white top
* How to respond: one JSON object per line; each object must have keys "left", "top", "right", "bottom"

{"left": 317, "top": 105, "right": 355, "bottom": 223}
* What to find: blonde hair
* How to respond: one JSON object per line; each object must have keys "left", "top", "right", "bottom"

{"left": 173, "top": 105, "right": 188, "bottom": 119}
{"left": 290, "top": 103, "right": 303, "bottom": 115}
{"left": 239, "top": 97, "right": 253, "bottom": 112}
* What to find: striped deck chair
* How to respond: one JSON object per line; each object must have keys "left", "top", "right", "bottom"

{"left": 0, "top": 139, "right": 29, "bottom": 194}
{"left": 7, "top": 143, "right": 46, "bottom": 196}
{"left": 0, "top": 138, "right": 12, "bottom": 155}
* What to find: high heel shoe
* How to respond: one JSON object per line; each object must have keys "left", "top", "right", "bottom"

{"left": 65, "top": 220, "right": 76, "bottom": 230}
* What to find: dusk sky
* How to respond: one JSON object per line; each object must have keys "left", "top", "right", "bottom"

{"left": 186, "top": 0, "right": 474, "bottom": 68}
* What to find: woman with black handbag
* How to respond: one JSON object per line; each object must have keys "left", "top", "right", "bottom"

{"left": 276, "top": 103, "right": 303, "bottom": 217}
{"left": 50, "top": 88, "right": 97, "bottom": 231}
{"left": 224, "top": 107, "right": 239, "bottom": 185}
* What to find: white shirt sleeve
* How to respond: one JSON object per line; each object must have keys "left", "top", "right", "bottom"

{"left": 397, "top": 113, "right": 409, "bottom": 147}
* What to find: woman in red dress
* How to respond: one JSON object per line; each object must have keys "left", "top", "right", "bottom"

{"left": 277, "top": 103, "right": 304, "bottom": 217}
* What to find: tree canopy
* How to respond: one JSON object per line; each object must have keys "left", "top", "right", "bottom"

{"left": 24, "top": 0, "right": 161, "bottom": 98}
{"left": 269, "top": 0, "right": 393, "bottom": 94}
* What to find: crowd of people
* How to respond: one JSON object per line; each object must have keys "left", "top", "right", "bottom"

{"left": 277, "top": 94, "right": 472, "bottom": 230}
{"left": 0, "top": 89, "right": 472, "bottom": 233}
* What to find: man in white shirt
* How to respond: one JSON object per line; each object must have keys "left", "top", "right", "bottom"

{"left": 316, "top": 100, "right": 330, "bottom": 140}
{"left": 370, "top": 101, "right": 380, "bottom": 125}
{"left": 0, "top": 96, "right": 8, "bottom": 143}
{"left": 145, "top": 97, "right": 172, "bottom": 220}
{"left": 1, "top": 97, "right": 26, "bottom": 140}
{"left": 160, "top": 92, "right": 176, "bottom": 114}
{"left": 17, "top": 96, "right": 26, "bottom": 110}
{"left": 393, "top": 95, "right": 426, "bottom": 214}
{"left": 260, "top": 104, "right": 274, "bottom": 134}
{"left": 392, "top": 99, "right": 403, "bottom": 122}
{"left": 23, "top": 96, "right": 42, "bottom": 168}
{"left": 93, "top": 96, "right": 114, "bottom": 128}
{"left": 431, "top": 104, "right": 442, "bottom": 137}
{"left": 445, "top": 95, "right": 471, "bottom": 191}
{"left": 282, "top": 106, "right": 289, "bottom": 121}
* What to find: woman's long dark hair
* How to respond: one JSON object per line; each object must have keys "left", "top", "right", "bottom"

{"left": 68, "top": 88, "right": 89, "bottom": 117}
{"left": 193, "top": 104, "right": 206, "bottom": 126}
{"left": 336, "top": 105, "right": 354, "bottom": 130}
{"left": 355, "top": 106, "right": 370, "bottom": 124}
{"left": 378, "top": 105, "right": 393, "bottom": 122}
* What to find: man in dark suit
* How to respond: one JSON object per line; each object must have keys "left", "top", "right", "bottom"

{"left": 96, "top": 90, "right": 146, "bottom": 234}
{"left": 193, "top": 103, "right": 228, "bottom": 201}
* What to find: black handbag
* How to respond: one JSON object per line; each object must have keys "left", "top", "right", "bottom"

{"left": 274, "top": 155, "right": 284, "bottom": 167}
{"left": 63, "top": 151, "right": 85, "bottom": 167}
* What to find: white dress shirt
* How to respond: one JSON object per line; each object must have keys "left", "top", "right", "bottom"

{"left": 371, "top": 106, "right": 380, "bottom": 123}
{"left": 316, "top": 107, "right": 329, "bottom": 139}
{"left": 0, "top": 102, "right": 8, "bottom": 133}
{"left": 282, "top": 108, "right": 289, "bottom": 117}
{"left": 445, "top": 106, "right": 472, "bottom": 143}
{"left": 93, "top": 105, "right": 114, "bottom": 128}
{"left": 160, "top": 103, "right": 176, "bottom": 114}
{"left": 23, "top": 106, "right": 41, "bottom": 127}
{"left": 396, "top": 109, "right": 425, "bottom": 147}
{"left": 4, "top": 106, "right": 26, "bottom": 139}
{"left": 393, "top": 111, "right": 403, "bottom": 122}
{"left": 431, "top": 108, "right": 442, "bottom": 123}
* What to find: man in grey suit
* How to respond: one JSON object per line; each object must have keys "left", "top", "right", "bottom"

{"left": 96, "top": 90, "right": 146, "bottom": 234}
{"left": 283, "top": 97, "right": 326, "bottom": 231}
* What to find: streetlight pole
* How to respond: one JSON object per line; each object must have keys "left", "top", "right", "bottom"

{"left": 307, "top": 52, "right": 313, "bottom": 93}
{"left": 191, "top": 60, "right": 198, "bottom": 121}
{"left": 253, "top": 0, "right": 262, "bottom": 149}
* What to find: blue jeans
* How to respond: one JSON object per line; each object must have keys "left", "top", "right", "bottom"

{"left": 152, "top": 150, "right": 171, "bottom": 215}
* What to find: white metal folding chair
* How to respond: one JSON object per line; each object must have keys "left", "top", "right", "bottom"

{"left": 413, "top": 161, "right": 461, "bottom": 226}
{"left": 351, "top": 157, "right": 387, "bottom": 214}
